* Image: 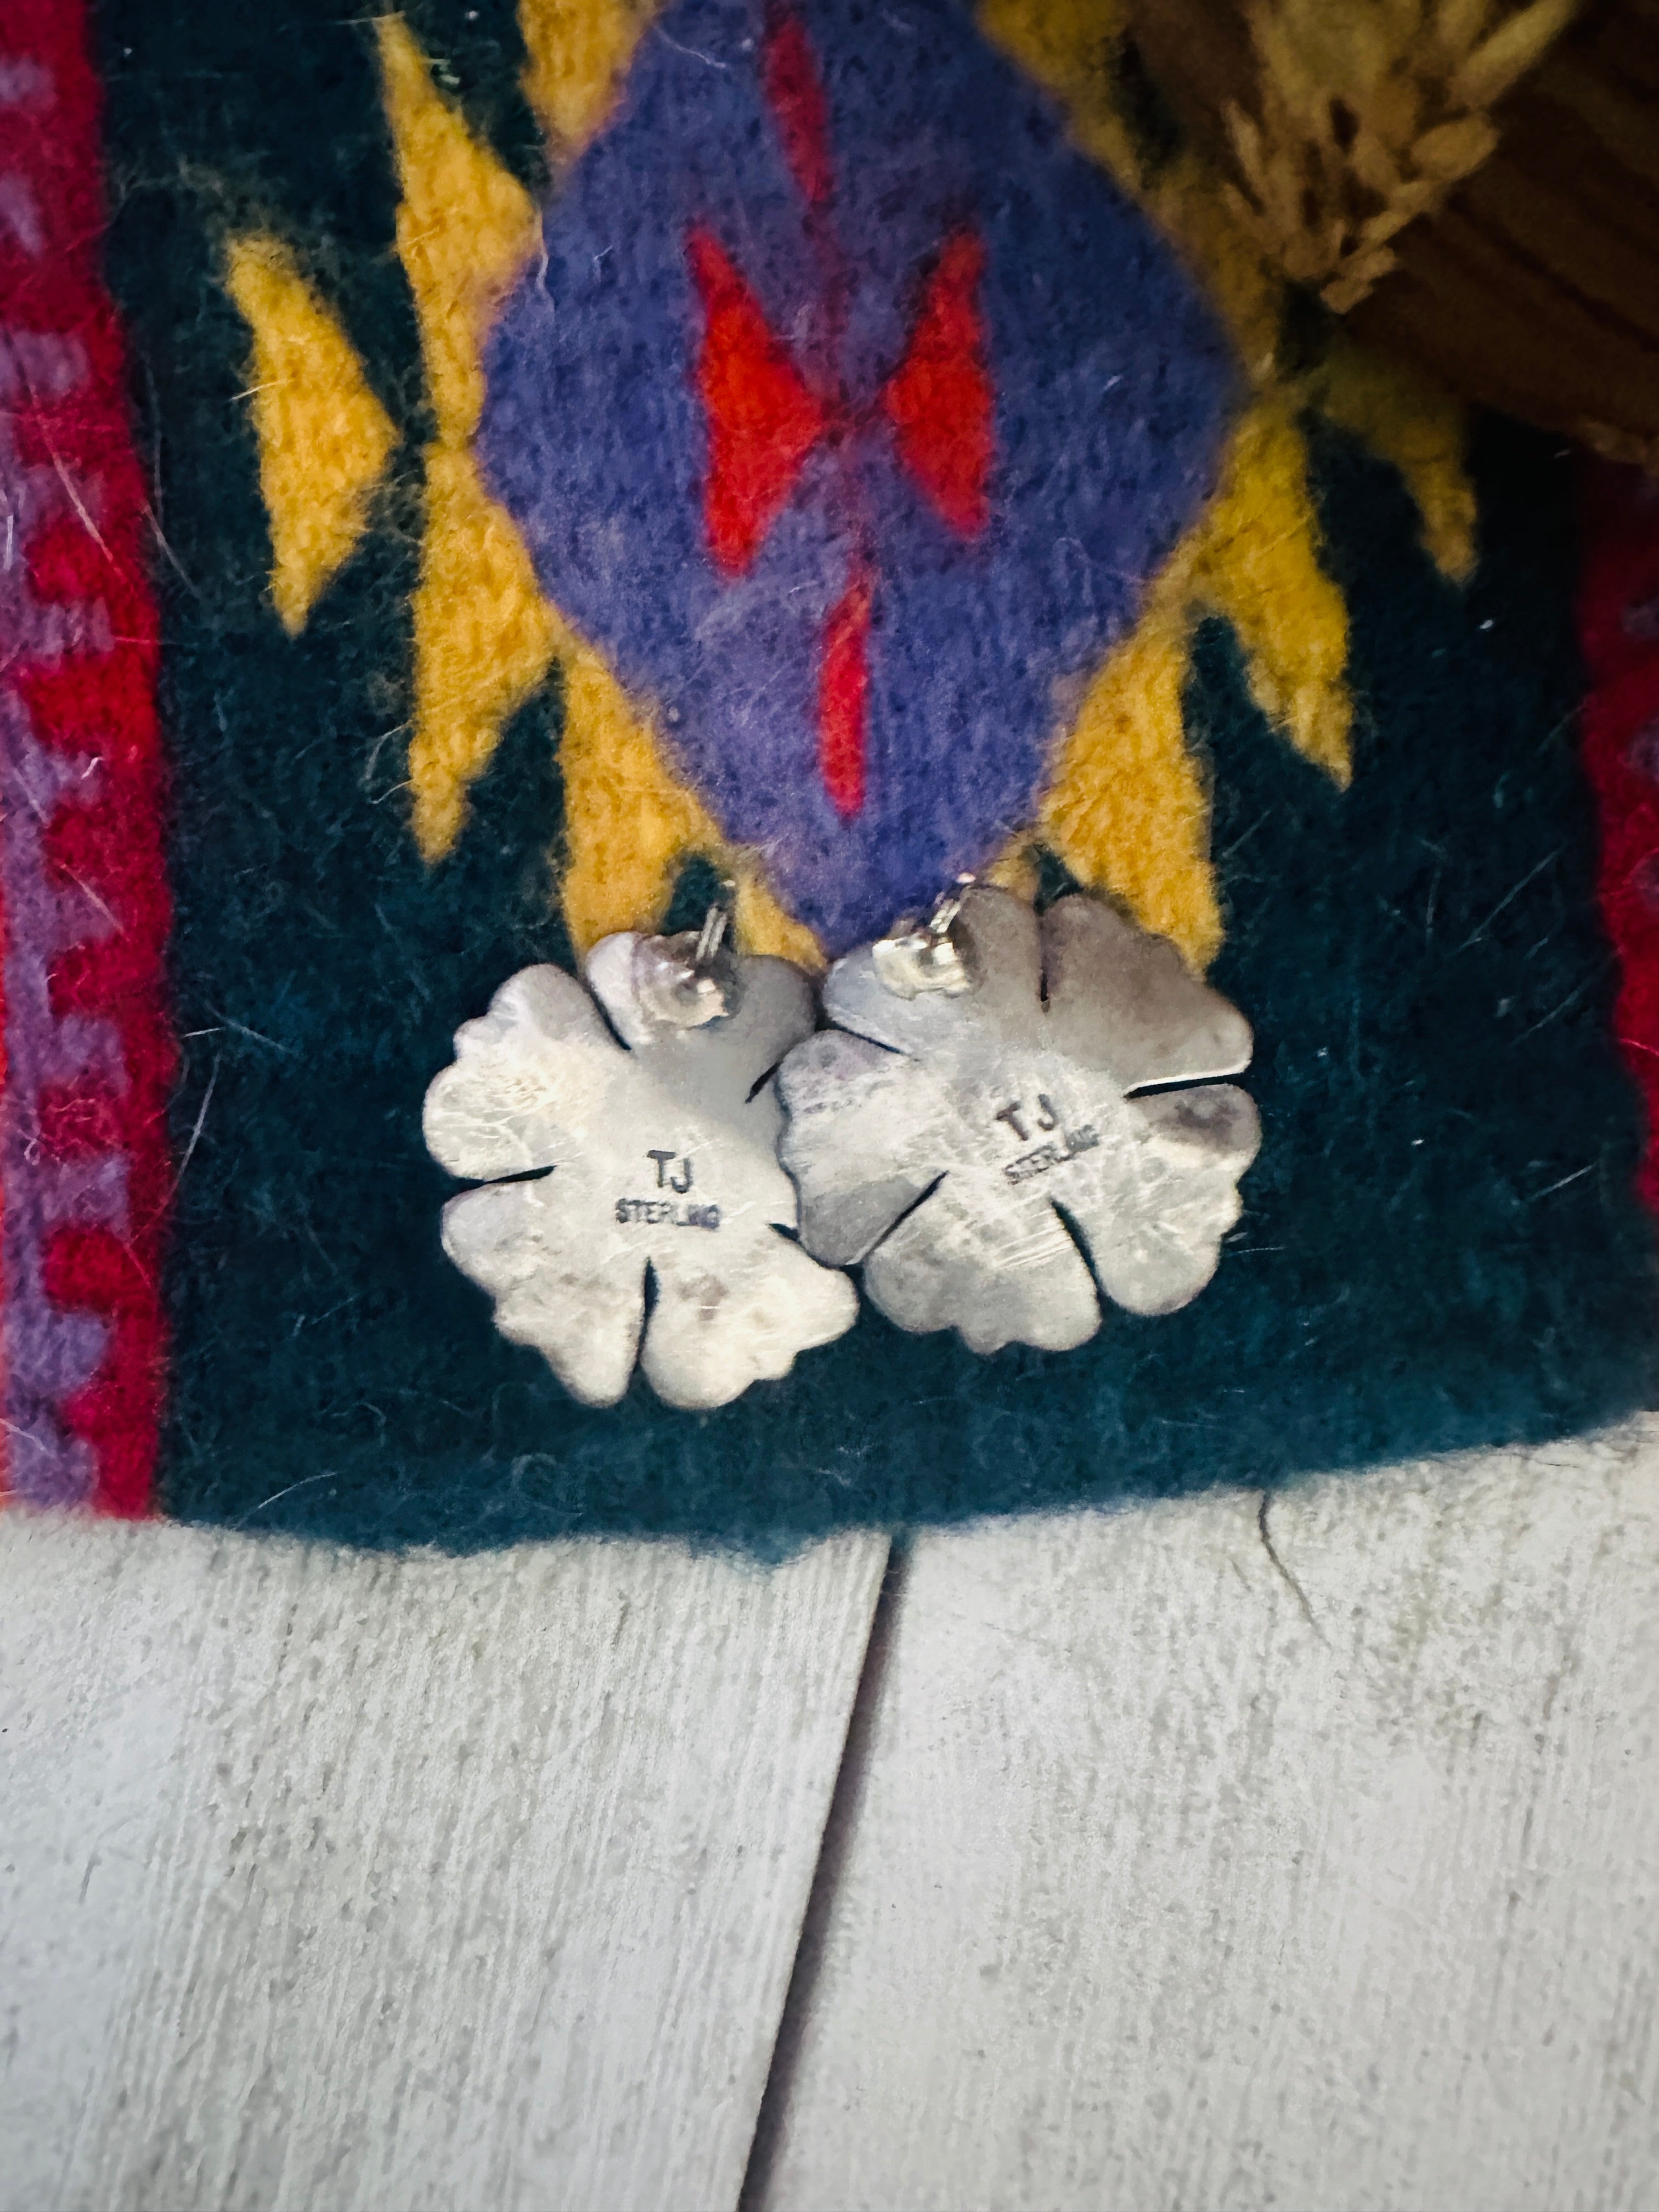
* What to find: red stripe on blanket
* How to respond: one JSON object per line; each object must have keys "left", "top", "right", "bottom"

{"left": 1579, "top": 459, "right": 1659, "bottom": 1216}
{"left": 0, "top": 0, "right": 172, "bottom": 1514}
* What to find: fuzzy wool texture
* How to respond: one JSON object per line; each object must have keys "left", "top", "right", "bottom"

{"left": 354, "top": 2, "right": 1474, "bottom": 985}
{"left": 224, "top": 235, "right": 398, "bottom": 637}
{"left": 1, "top": 0, "right": 172, "bottom": 1517}
{"left": 1039, "top": 396, "right": 1351, "bottom": 971}
{"left": 93, "top": 0, "right": 1659, "bottom": 1549}
{"left": 374, "top": 13, "right": 563, "bottom": 866}
{"left": 1579, "top": 462, "right": 1659, "bottom": 1215}
{"left": 478, "top": 0, "right": 1239, "bottom": 956}
{"left": 224, "top": 1, "right": 1481, "bottom": 990}
{"left": 253, "top": 7, "right": 826, "bottom": 971}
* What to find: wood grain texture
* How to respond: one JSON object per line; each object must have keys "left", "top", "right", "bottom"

{"left": 1127, "top": 0, "right": 1659, "bottom": 457}
{"left": 1355, "top": 0, "right": 1659, "bottom": 461}
{"left": 0, "top": 1514, "right": 887, "bottom": 2212}
{"left": 760, "top": 1420, "right": 1659, "bottom": 2211}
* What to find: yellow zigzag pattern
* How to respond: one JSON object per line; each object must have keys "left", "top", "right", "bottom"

{"left": 225, "top": 236, "right": 398, "bottom": 636}
{"left": 232, "top": 1, "right": 1481, "bottom": 977}
{"left": 519, "top": 0, "right": 660, "bottom": 151}
{"left": 1039, "top": 402, "right": 1347, "bottom": 968}
{"left": 377, "top": 14, "right": 559, "bottom": 862}
{"left": 981, "top": 0, "right": 1476, "bottom": 967}
{"left": 383, "top": 9, "right": 815, "bottom": 961}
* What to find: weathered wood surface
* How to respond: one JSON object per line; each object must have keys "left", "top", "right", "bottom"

{"left": 8, "top": 1423, "right": 1659, "bottom": 2211}
{"left": 759, "top": 1420, "right": 1659, "bottom": 2211}
{"left": 0, "top": 1514, "right": 887, "bottom": 2212}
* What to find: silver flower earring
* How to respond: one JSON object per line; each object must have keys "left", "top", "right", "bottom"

{"left": 775, "top": 882, "right": 1260, "bottom": 1356}
{"left": 424, "top": 911, "right": 857, "bottom": 1409}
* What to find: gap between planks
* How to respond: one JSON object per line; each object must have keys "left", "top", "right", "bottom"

{"left": 0, "top": 1511, "right": 889, "bottom": 2212}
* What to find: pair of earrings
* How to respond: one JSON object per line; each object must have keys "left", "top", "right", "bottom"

{"left": 423, "top": 882, "right": 1260, "bottom": 1412}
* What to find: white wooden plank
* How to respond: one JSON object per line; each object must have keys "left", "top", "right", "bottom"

{"left": 0, "top": 1512, "right": 887, "bottom": 2212}
{"left": 760, "top": 1419, "right": 1659, "bottom": 2212}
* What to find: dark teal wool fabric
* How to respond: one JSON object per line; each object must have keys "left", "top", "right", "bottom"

{"left": 99, "top": 0, "right": 1657, "bottom": 1549}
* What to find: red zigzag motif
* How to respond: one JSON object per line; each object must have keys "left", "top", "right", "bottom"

{"left": 686, "top": 5, "right": 994, "bottom": 821}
